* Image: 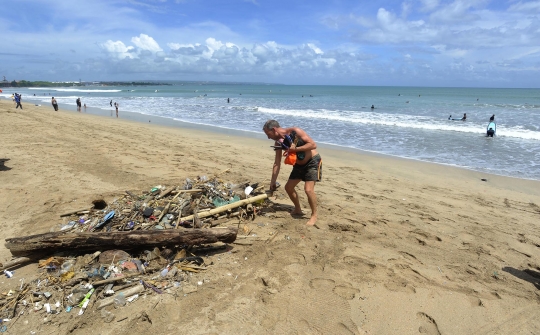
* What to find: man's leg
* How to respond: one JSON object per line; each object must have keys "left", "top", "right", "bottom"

{"left": 285, "top": 179, "right": 303, "bottom": 215}
{"left": 304, "top": 181, "right": 317, "bottom": 226}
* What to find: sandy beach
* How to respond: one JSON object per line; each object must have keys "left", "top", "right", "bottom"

{"left": 1, "top": 99, "right": 540, "bottom": 334}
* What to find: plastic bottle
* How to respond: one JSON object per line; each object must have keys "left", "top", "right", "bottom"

{"left": 113, "top": 292, "right": 126, "bottom": 306}
{"left": 59, "top": 260, "right": 75, "bottom": 275}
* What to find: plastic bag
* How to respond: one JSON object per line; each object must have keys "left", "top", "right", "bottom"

{"left": 284, "top": 151, "right": 297, "bottom": 165}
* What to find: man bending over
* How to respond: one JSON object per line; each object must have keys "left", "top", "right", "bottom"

{"left": 262, "top": 119, "right": 322, "bottom": 226}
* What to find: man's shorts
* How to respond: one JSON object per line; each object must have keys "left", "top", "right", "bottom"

{"left": 289, "top": 154, "right": 322, "bottom": 182}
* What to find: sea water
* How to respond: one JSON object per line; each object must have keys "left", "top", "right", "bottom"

{"left": 3, "top": 84, "right": 539, "bottom": 180}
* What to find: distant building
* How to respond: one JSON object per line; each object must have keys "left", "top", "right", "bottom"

{"left": 1, "top": 76, "right": 9, "bottom": 87}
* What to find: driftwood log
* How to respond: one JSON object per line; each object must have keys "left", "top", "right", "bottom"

{"left": 5, "top": 228, "right": 238, "bottom": 257}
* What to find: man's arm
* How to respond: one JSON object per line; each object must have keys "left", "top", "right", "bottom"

{"left": 290, "top": 127, "right": 317, "bottom": 152}
{"left": 270, "top": 149, "right": 282, "bottom": 191}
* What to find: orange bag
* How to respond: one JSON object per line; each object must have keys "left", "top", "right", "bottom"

{"left": 284, "top": 151, "right": 297, "bottom": 165}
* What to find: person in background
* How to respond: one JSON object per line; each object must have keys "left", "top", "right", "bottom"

{"left": 490, "top": 114, "right": 495, "bottom": 122}
{"left": 51, "top": 97, "right": 58, "bottom": 111}
{"left": 15, "top": 93, "right": 23, "bottom": 109}
{"left": 76, "top": 98, "right": 82, "bottom": 112}
{"left": 115, "top": 102, "right": 119, "bottom": 118}
{"left": 461, "top": 113, "right": 467, "bottom": 121}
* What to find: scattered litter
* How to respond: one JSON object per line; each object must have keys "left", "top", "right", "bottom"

{"left": 0, "top": 173, "right": 280, "bottom": 326}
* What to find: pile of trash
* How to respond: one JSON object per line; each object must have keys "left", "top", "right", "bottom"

{"left": 0, "top": 172, "right": 275, "bottom": 328}
{"left": 59, "top": 172, "right": 270, "bottom": 232}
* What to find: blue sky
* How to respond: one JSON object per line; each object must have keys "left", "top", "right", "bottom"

{"left": 1, "top": 0, "right": 539, "bottom": 87}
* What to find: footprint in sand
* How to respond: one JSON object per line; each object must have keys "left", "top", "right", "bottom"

{"left": 333, "top": 285, "right": 360, "bottom": 300}
{"left": 417, "top": 312, "right": 441, "bottom": 335}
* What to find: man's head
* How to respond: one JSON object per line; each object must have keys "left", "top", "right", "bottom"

{"left": 263, "top": 120, "right": 280, "bottom": 140}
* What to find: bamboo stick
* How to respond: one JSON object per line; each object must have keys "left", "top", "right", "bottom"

{"left": 0, "top": 257, "right": 32, "bottom": 270}
{"left": 60, "top": 208, "right": 91, "bottom": 217}
{"left": 176, "top": 194, "right": 268, "bottom": 226}
{"left": 97, "top": 284, "right": 144, "bottom": 309}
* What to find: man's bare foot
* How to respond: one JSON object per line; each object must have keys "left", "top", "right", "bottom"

{"left": 290, "top": 209, "right": 304, "bottom": 216}
{"left": 306, "top": 215, "right": 317, "bottom": 226}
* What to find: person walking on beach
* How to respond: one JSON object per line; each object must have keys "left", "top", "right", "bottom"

{"left": 110, "top": 100, "right": 113, "bottom": 107}
{"left": 15, "top": 93, "right": 23, "bottom": 109}
{"left": 76, "top": 98, "right": 82, "bottom": 112}
{"left": 263, "top": 119, "right": 322, "bottom": 226}
{"left": 115, "top": 102, "right": 119, "bottom": 118}
{"left": 51, "top": 97, "right": 58, "bottom": 111}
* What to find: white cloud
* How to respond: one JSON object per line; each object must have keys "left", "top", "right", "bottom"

{"left": 96, "top": 35, "right": 366, "bottom": 79}
{"left": 100, "top": 40, "right": 135, "bottom": 59}
{"left": 419, "top": 0, "right": 440, "bottom": 12}
{"left": 429, "top": 0, "right": 486, "bottom": 22}
{"left": 508, "top": 1, "right": 540, "bottom": 12}
{"left": 131, "top": 34, "right": 162, "bottom": 52}
{"left": 401, "top": 1, "right": 413, "bottom": 18}
{"left": 307, "top": 43, "right": 323, "bottom": 55}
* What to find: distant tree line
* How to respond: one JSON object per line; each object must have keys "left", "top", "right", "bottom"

{"left": 8, "top": 80, "right": 79, "bottom": 87}
{"left": 6, "top": 80, "right": 172, "bottom": 87}
{"left": 102, "top": 81, "right": 172, "bottom": 86}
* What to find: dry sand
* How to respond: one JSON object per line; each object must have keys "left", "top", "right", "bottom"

{"left": 1, "top": 99, "right": 540, "bottom": 334}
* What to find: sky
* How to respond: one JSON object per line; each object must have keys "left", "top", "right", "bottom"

{"left": 1, "top": 0, "right": 539, "bottom": 87}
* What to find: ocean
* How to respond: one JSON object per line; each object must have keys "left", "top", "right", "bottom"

{"left": 2, "top": 84, "right": 539, "bottom": 180}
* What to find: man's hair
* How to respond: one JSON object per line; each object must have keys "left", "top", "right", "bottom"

{"left": 263, "top": 119, "right": 280, "bottom": 130}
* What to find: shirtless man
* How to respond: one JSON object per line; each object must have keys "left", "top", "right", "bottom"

{"left": 263, "top": 119, "right": 322, "bottom": 226}
{"left": 51, "top": 97, "right": 58, "bottom": 111}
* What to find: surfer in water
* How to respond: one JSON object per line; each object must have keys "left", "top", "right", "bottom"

{"left": 461, "top": 113, "right": 467, "bottom": 121}
{"left": 489, "top": 114, "right": 495, "bottom": 122}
